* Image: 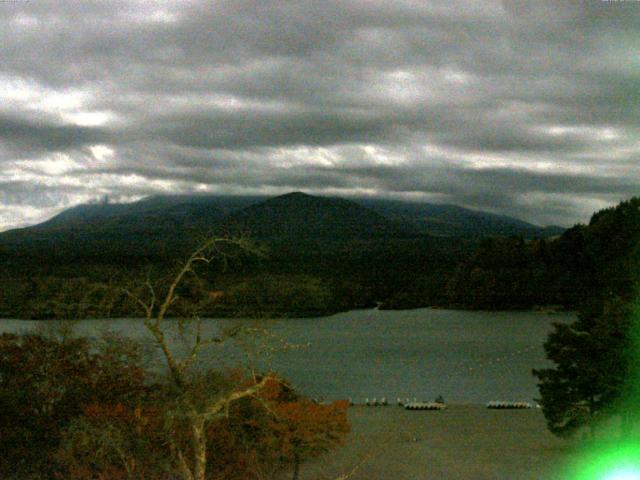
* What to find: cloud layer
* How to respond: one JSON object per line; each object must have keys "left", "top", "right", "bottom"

{"left": 1, "top": 0, "right": 639, "bottom": 230}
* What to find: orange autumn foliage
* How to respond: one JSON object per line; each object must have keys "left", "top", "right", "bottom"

{"left": 206, "top": 378, "right": 350, "bottom": 479}
{"left": 270, "top": 398, "right": 351, "bottom": 457}
{"left": 57, "top": 373, "right": 350, "bottom": 480}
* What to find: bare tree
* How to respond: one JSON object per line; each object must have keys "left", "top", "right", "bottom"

{"left": 124, "top": 236, "right": 277, "bottom": 480}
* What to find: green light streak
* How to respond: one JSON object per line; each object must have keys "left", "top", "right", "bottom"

{"left": 559, "top": 299, "right": 640, "bottom": 480}
{"left": 561, "top": 441, "right": 640, "bottom": 480}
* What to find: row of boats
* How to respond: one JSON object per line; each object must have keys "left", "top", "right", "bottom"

{"left": 348, "top": 398, "right": 534, "bottom": 410}
{"left": 485, "top": 401, "right": 534, "bottom": 409}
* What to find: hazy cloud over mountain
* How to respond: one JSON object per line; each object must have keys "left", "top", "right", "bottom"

{"left": 1, "top": 0, "right": 639, "bottom": 230}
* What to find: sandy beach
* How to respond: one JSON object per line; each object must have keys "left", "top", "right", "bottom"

{"left": 296, "top": 405, "right": 577, "bottom": 480}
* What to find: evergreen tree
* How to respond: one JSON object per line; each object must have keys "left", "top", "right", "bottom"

{"left": 533, "top": 298, "right": 632, "bottom": 437}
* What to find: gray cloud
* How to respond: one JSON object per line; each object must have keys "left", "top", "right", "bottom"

{"left": 0, "top": 114, "right": 111, "bottom": 154}
{"left": 1, "top": 0, "right": 639, "bottom": 230}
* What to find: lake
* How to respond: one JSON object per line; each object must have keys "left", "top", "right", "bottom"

{"left": 0, "top": 308, "right": 573, "bottom": 404}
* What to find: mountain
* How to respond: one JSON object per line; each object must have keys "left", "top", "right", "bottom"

{"left": 221, "top": 192, "right": 408, "bottom": 241}
{"left": 31, "top": 194, "right": 265, "bottom": 232}
{"left": 3, "top": 190, "right": 611, "bottom": 320}
{"left": 0, "top": 192, "right": 563, "bottom": 262}
{"left": 0, "top": 195, "right": 265, "bottom": 259}
{"left": 355, "top": 198, "right": 565, "bottom": 238}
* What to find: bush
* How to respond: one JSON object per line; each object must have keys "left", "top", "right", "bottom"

{"left": 0, "top": 332, "right": 147, "bottom": 478}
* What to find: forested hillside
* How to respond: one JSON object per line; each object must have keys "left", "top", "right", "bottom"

{"left": 443, "top": 197, "right": 640, "bottom": 310}
{"left": 0, "top": 193, "right": 636, "bottom": 320}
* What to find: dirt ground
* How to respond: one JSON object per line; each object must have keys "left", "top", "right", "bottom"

{"left": 295, "top": 405, "right": 578, "bottom": 480}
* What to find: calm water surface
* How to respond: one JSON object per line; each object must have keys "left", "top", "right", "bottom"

{"left": 0, "top": 308, "right": 573, "bottom": 404}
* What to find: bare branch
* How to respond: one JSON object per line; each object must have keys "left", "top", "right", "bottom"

{"left": 156, "top": 236, "right": 254, "bottom": 324}
{"left": 175, "top": 448, "right": 195, "bottom": 480}
{"left": 204, "top": 374, "right": 278, "bottom": 421}
{"left": 145, "top": 278, "right": 156, "bottom": 314}
{"left": 126, "top": 235, "right": 269, "bottom": 480}
{"left": 179, "top": 317, "right": 205, "bottom": 374}
{"left": 123, "top": 288, "right": 153, "bottom": 319}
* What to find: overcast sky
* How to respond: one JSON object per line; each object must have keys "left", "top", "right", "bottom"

{"left": 1, "top": 0, "right": 639, "bottom": 230}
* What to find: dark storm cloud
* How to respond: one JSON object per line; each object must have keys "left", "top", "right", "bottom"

{"left": 146, "top": 110, "right": 390, "bottom": 149}
{"left": 1, "top": 0, "right": 639, "bottom": 230}
{"left": 0, "top": 114, "right": 111, "bottom": 154}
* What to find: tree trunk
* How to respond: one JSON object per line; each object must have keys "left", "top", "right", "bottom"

{"left": 175, "top": 450, "right": 195, "bottom": 480}
{"left": 192, "top": 417, "right": 207, "bottom": 480}
{"left": 292, "top": 452, "right": 300, "bottom": 480}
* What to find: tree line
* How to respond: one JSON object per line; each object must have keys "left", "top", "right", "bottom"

{"left": 1, "top": 195, "right": 635, "bottom": 319}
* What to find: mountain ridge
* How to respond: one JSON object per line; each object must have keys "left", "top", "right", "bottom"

{"left": 3, "top": 191, "right": 561, "bottom": 238}
{"left": 0, "top": 192, "right": 564, "bottom": 262}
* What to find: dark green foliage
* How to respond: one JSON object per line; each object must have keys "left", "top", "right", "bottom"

{"left": 533, "top": 197, "right": 640, "bottom": 437}
{"left": 445, "top": 197, "right": 640, "bottom": 311}
{"left": 0, "top": 233, "right": 469, "bottom": 321}
{"left": 209, "top": 274, "right": 333, "bottom": 317}
{"left": 1, "top": 193, "right": 638, "bottom": 319}
{"left": 446, "top": 236, "right": 539, "bottom": 309}
{"left": 533, "top": 298, "right": 633, "bottom": 436}
{"left": 0, "top": 192, "right": 472, "bottom": 318}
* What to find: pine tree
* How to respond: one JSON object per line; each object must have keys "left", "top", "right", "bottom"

{"left": 533, "top": 298, "right": 632, "bottom": 437}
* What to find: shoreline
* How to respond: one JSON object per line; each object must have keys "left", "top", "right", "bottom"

{"left": 0, "top": 304, "right": 576, "bottom": 322}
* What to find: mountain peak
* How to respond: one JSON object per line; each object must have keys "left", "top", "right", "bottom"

{"left": 268, "top": 191, "right": 319, "bottom": 203}
{"left": 223, "top": 192, "right": 403, "bottom": 240}
{"left": 282, "top": 191, "right": 309, "bottom": 198}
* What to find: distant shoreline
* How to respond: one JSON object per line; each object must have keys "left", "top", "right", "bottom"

{"left": 0, "top": 304, "right": 576, "bottom": 322}
{"left": 0, "top": 304, "right": 575, "bottom": 322}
